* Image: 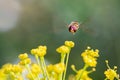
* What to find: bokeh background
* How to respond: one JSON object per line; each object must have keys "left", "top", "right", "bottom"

{"left": 0, "top": 0, "right": 120, "bottom": 79}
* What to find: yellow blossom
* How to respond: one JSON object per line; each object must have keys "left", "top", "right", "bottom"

{"left": 2, "top": 63, "right": 13, "bottom": 74}
{"left": 84, "top": 47, "right": 99, "bottom": 57}
{"left": 104, "top": 69, "right": 117, "bottom": 80}
{"left": 104, "top": 60, "right": 119, "bottom": 80}
{"left": 2, "top": 63, "right": 23, "bottom": 80}
{"left": 18, "top": 53, "right": 28, "bottom": 60}
{"left": 31, "top": 49, "right": 38, "bottom": 55}
{"left": 38, "top": 46, "right": 47, "bottom": 51}
{"left": 72, "top": 68, "right": 93, "bottom": 80}
{"left": 53, "top": 63, "right": 65, "bottom": 74}
{"left": 11, "top": 64, "right": 23, "bottom": 73}
{"left": 56, "top": 45, "right": 70, "bottom": 54}
{"left": 47, "top": 64, "right": 54, "bottom": 73}
{"left": 31, "top": 45, "right": 47, "bottom": 57}
{"left": 26, "top": 64, "right": 42, "bottom": 80}
{"left": 82, "top": 56, "right": 97, "bottom": 67}
{"left": 64, "top": 41, "right": 75, "bottom": 48}
{"left": 17, "top": 77, "right": 23, "bottom": 80}
{"left": 27, "top": 72, "right": 37, "bottom": 80}
{"left": 0, "top": 69, "right": 7, "bottom": 80}
{"left": 19, "top": 58, "right": 31, "bottom": 65}
{"left": 76, "top": 70, "right": 92, "bottom": 80}
{"left": 37, "top": 46, "right": 47, "bottom": 57}
{"left": 18, "top": 53, "right": 31, "bottom": 65}
{"left": 47, "top": 64, "right": 58, "bottom": 80}
{"left": 81, "top": 47, "right": 99, "bottom": 67}
{"left": 31, "top": 64, "right": 42, "bottom": 74}
{"left": 71, "top": 64, "right": 95, "bottom": 80}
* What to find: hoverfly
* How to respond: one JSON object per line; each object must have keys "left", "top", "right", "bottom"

{"left": 68, "top": 21, "right": 81, "bottom": 34}
{"left": 68, "top": 20, "right": 93, "bottom": 35}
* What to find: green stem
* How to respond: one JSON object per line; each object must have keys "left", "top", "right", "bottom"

{"left": 37, "top": 75, "right": 41, "bottom": 80}
{"left": 39, "top": 57, "right": 47, "bottom": 80}
{"left": 63, "top": 53, "right": 70, "bottom": 80}
{"left": 42, "top": 57, "right": 50, "bottom": 80}
{"left": 61, "top": 53, "right": 66, "bottom": 63}
{"left": 116, "top": 74, "right": 120, "bottom": 80}
{"left": 35, "top": 56, "right": 42, "bottom": 79}
{"left": 25, "top": 64, "right": 35, "bottom": 80}
{"left": 40, "top": 57, "right": 49, "bottom": 80}
{"left": 58, "top": 73, "right": 63, "bottom": 80}
{"left": 76, "top": 64, "right": 88, "bottom": 80}
{"left": 35, "top": 55, "right": 40, "bottom": 67}
{"left": 104, "top": 78, "right": 107, "bottom": 80}
{"left": 58, "top": 53, "right": 66, "bottom": 80}
{"left": 35, "top": 55, "right": 45, "bottom": 80}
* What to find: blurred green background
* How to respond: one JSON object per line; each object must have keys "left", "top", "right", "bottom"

{"left": 0, "top": 0, "right": 120, "bottom": 79}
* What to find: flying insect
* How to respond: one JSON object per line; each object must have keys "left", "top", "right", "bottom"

{"left": 68, "top": 21, "right": 81, "bottom": 34}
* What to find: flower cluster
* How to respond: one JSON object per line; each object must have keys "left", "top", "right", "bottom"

{"left": 56, "top": 41, "right": 74, "bottom": 54}
{"left": 18, "top": 53, "right": 31, "bottom": 65}
{"left": 0, "top": 41, "right": 75, "bottom": 80}
{"left": 0, "top": 40, "right": 119, "bottom": 80}
{"left": 1, "top": 63, "right": 23, "bottom": 80}
{"left": 104, "top": 60, "right": 120, "bottom": 80}
{"left": 31, "top": 46, "right": 47, "bottom": 57}
{"left": 71, "top": 46, "right": 99, "bottom": 80}
{"left": 81, "top": 46, "right": 99, "bottom": 67}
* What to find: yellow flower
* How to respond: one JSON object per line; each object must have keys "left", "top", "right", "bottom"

{"left": 104, "top": 69, "right": 117, "bottom": 80}
{"left": 71, "top": 64, "right": 95, "bottom": 80}
{"left": 81, "top": 47, "right": 99, "bottom": 67}
{"left": 104, "top": 60, "right": 119, "bottom": 80}
{"left": 76, "top": 70, "right": 92, "bottom": 80}
{"left": 18, "top": 53, "right": 31, "bottom": 65}
{"left": 26, "top": 64, "right": 42, "bottom": 80}
{"left": 47, "top": 64, "right": 54, "bottom": 73}
{"left": 0, "top": 69, "right": 7, "bottom": 80}
{"left": 47, "top": 64, "right": 58, "bottom": 80}
{"left": 84, "top": 47, "right": 99, "bottom": 57}
{"left": 31, "top": 64, "right": 42, "bottom": 75}
{"left": 37, "top": 46, "right": 47, "bottom": 57}
{"left": 1, "top": 63, "right": 23, "bottom": 80}
{"left": 19, "top": 58, "right": 31, "bottom": 65}
{"left": 11, "top": 64, "right": 23, "bottom": 73}
{"left": 53, "top": 63, "right": 65, "bottom": 74}
{"left": 31, "top": 45, "right": 47, "bottom": 57}
{"left": 17, "top": 77, "right": 23, "bottom": 80}
{"left": 27, "top": 72, "right": 36, "bottom": 80}
{"left": 56, "top": 45, "right": 70, "bottom": 54}
{"left": 31, "top": 49, "right": 38, "bottom": 55}
{"left": 2, "top": 63, "right": 13, "bottom": 74}
{"left": 2, "top": 64, "right": 22, "bottom": 73}
{"left": 82, "top": 55, "right": 97, "bottom": 67}
{"left": 18, "top": 53, "right": 28, "bottom": 60}
{"left": 64, "top": 41, "right": 75, "bottom": 48}
{"left": 38, "top": 46, "right": 47, "bottom": 51}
